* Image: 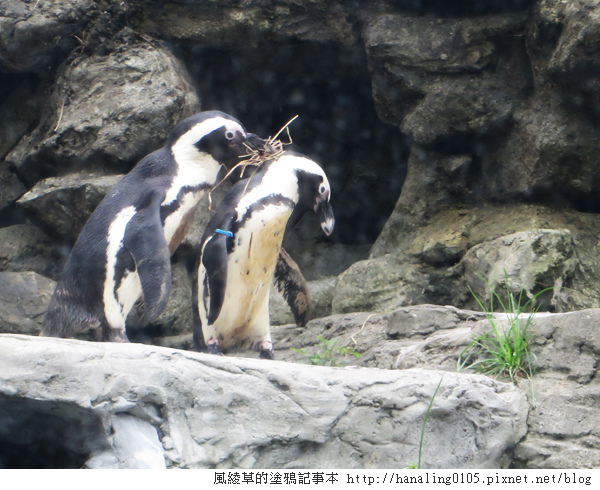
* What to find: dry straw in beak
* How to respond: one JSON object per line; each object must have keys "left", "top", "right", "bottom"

{"left": 208, "top": 115, "right": 299, "bottom": 209}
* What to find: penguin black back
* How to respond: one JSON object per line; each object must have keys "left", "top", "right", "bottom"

{"left": 42, "top": 111, "right": 268, "bottom": 342}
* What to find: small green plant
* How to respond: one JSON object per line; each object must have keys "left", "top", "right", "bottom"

{"left": 292, "top": 335, "right": 360, "bottom": 366}
{"left": 406, "top": 375, "right": 444, "bottom": 469}
{"left": 458, "top": 274, "right": 550, "bottom": 403}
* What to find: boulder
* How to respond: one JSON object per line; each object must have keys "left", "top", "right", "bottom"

{"left": 457, "top": 229, "right": 582, "bottom": 310}
{"left": 332, "top": 257, "right": 429, "bottom": 315}
{"left": 369, "top": 203, "right": 600, "bottom": 313}
{"left": 528, "top": 0, "right": 600, "bottom": 120}
{"left": 17, "top": 173, "right": 122, "bottom": 242}
{"left": 483, "top": 93, "right": 600, "bottom": 203}
{"left": 363, "top": 12, "right": 530, "bottom": 145}
{"left": 135, "top": 1, "right": 357, "bottom": 46}
{"left": 272, "top": 305, "right": 600, "bottom": 468}
{"left": 7, "top": 41, "right": 200, "bottom": 185}
{"left": 0, "top": 334, "right": 528, "bottom": 469}
{"left": 0, "top": 165, "right": 25, "bottom": 214}
{"left": 0, "top": 271, "right": 55, "bottom": 335}
{"left": 0, "top": 0, "right": 97, "bottom": 73}
{"left": 0, "top": 224, "right": 65, "bottom": 279}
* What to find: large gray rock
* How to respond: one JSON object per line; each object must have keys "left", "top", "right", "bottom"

{"left": 0, "top": 334, "right": 528, "bottom": 469}
{"left": 332, "top": 257, "right": 429, "bottom": 315}
{"left": 0, "top": 0, "right": 99, "bottom": 73}
{"left": 483, "top": 93, "right": 600, "bottom": 201}
{"left": 0, "top": 165, "right": 25, "bottom": 214}
{"left": 363, "top": 13, "right": 529, "bottom": 144}
{"left": 270, "top": 305, "right": 600, "bottom": 469}
{"left": 0, "top": 271, "right": 55, "bottom": 335}
{"left": 7, "top": 41, "right": 200, "bottom": 185}
{"left": 0, "top": 224, "right": 65, "bottom": 279}
{"left": 368, "top": 202, "right": 600, "bottom": 314}
{"left": 136, "top": 1, "right": 357, "bottom": 46}
{"left": 457, "top": 229, "right": 584, "bottom": 311}
{"left": 16, "top": 173, "right": 122, "bottom": 242}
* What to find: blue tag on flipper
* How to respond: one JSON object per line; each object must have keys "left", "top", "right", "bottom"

{"left": 215, "top": 229, "right": 233, "bottom": 238}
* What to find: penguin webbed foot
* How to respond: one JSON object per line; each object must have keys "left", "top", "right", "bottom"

{"left": 258, "top": 340, "right": 275, "bottom": 360}
{"left": 207, "top": 339, "right": 224, "bottom": 356}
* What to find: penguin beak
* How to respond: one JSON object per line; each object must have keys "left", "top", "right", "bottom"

{"left": 244, "top": 133, "right": 269, "bottom": 152}
{"left": 315, "top": 200, "right": 335, "bottom": 236}
{"left": 245, "top": 133, "right": 281, "bottom": 158}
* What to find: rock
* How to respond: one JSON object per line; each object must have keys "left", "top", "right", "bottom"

{"left": 269, "top": 305, "right": 483, "bottom": 369}
{"left": 457, "top": 229, "right": 582, "bottom": 311}
{"left": 16, "top": 173, "right": 122, "bottom": 242}
{"left": 483, "top": 94, "right": 600, "bottom": 203}
{"left": 0, "top": 165, "right": 25, "bottom": 214}
{"left": 0, "top": 224, "right": 65, "bottom": 279}
{"left": 363, "top": 12, "right": 529, "bottom": 144}
{"left": 0, "top": 79, "right": 39, "bottom": 160}
{"left": 273, "top": 304, "right": 600, "bottom": 468}
{"left": 0, "top": 334, "right": 528, "bottom": 468}
{"left": 0, "top": 0, "right": 97, "bottom": 73}
{"left": 369, "top": 203, "right": 600, "bottom": 312}
{"left": 528, "top": 0, "right": 600, "bottom": 120}
{"left": 0, "top": 271, "right": 55, "bottom": 335}
{"left": 332, "top": 256, "right": 429, "bottom": 315}
{"left": 136, "top": 1, "right": 357, "bottom": 46}
{"left": 282, "top": 229, "right": 370, "bottom": 280}
{"left": 7, "top": 42, "right": 200, "bottom": 185}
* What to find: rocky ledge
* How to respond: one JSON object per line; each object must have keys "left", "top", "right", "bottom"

{"left": 0, "top": 333, "right": 526, "bottom": 469}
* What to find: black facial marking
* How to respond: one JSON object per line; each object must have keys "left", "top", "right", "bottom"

{"left": 195, "top": 126, "right": 248, "bottom": 166}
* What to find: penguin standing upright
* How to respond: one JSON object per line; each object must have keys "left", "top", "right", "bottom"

{"left": 42, "top": 111, "right": 268, "bottom": 342}
{"left": 193, "top": 151, "right": 335, "bottom": 359}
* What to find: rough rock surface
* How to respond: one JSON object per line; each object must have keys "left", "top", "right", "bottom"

{"left": 0, "top": 224, "right": 64, "bottom": 279}
{"left": 0, "top": 271, "right": 55, "bottom": 335}
{"left": 0, "top": 334, "right": 528, "bottom": 469}
{"left": 7, "top": 41, "right": 200, "bottom": 185}
{"left": 267, "top": 305, "right": 600, "bottom": 469}
{"left": 17, "top": 173, "right": 122, "bottom": 241}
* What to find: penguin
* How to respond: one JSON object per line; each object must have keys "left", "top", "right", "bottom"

{"left": 193, "top": 151, "right": 335, "bottom": 359}
{"left": 42, "top": 111, "right": 268, "bottom": 342}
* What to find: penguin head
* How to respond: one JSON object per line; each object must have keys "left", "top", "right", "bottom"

{"left": 167, "top": 111, "right": 267, "bottom": 167}
{"left": 276, "top": 152, "right": 335, "bottom": 236}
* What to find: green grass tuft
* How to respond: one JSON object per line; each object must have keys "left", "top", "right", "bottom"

{"left": 292, "top": 335, "right": 360, "bottom": 367}
{"left": 458, "top": 273, "right": 550, "bottom": 404}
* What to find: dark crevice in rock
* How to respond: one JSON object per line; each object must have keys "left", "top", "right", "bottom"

{"left": 0, "top": 395, "right": 109, "bottom": 469}
{"left": 367, "top": 0, "right": 535, "bottom": 17}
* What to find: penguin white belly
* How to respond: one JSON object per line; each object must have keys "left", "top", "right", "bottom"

{"left": 213, "top": 205, "right": 291, "bottom": 349}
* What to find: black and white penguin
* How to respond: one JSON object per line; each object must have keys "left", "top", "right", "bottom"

{"left": 193, "top": 151, "right": 335, "bottom": 359}
{"left": 42, "top": 111, "right": 268, "bottom": 342}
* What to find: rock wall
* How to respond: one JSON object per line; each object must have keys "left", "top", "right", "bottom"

{"left": 2, "top": 0, "right": 600, "bottom": 469}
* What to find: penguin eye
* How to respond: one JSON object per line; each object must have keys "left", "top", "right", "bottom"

{"left": 225, "top": 131, "right": 235, "bottom": 140}
{"left": 319, "top": 184, "right": 327, "bottom": 195}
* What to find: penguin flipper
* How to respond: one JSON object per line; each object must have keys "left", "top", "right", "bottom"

{"left": 201, "top": 232, "right": 230, "bottom": 325}
{"left": 124, "top": 194, "right": 172, "bottom": 322}
{"left": 274, "top": 248, "right": 312, "bottom": 328}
